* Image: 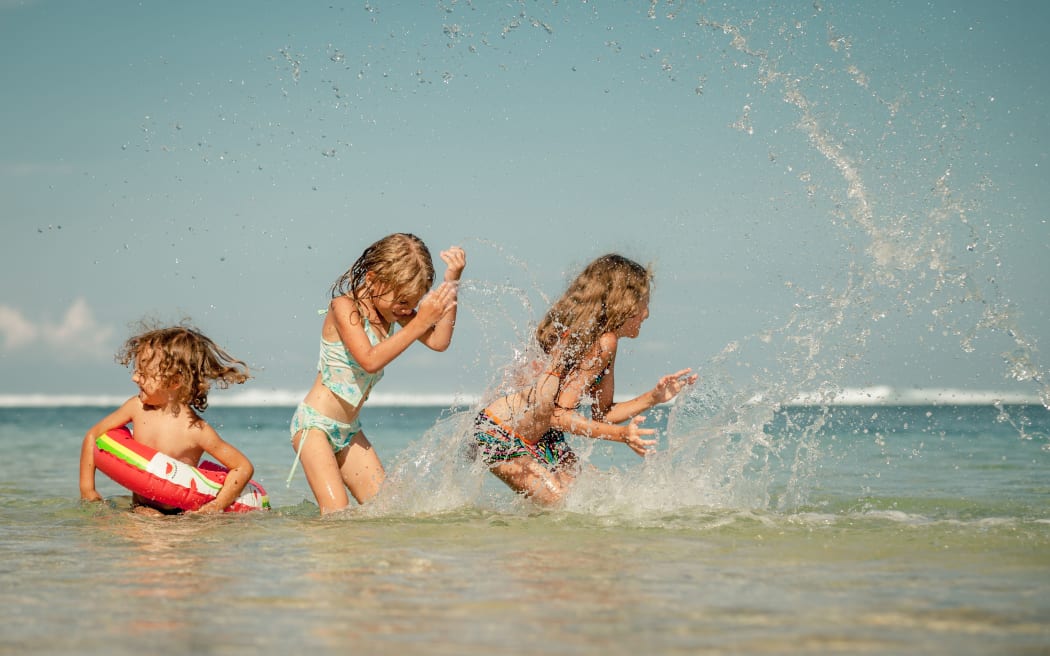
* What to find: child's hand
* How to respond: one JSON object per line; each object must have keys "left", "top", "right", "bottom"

{"left": 623, "top": 415, "right": 657, "bottom": 457}
{"left": 650, "top": 369, "right": 698, "bottom": 404}
{"left": 191, "top": 500, "right": 223, "bottom": 515}
{"left": 440, "top": 246, "right": 466, "bottom": 282}
{"left": 415, "top": 281, "right": 458, "bottom": 326}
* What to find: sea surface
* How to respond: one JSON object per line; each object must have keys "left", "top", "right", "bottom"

{"left": 3, "top": 1, "right": 1049, "bottom": 654}
{"left": 1, "top": 401, "right": 1047, "bottom": 655}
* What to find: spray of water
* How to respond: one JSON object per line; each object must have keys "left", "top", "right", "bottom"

{"left": 373, "top": 6, "right": 1048, "bottom": 518}
{"left": 655, "top": 10, "right": 1049, "bottom": 513}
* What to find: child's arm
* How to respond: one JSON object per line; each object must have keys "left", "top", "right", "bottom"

{"left": 191, "top": 425, "right": 254, "bottom": 514}
{"left": 600, "top": 369, "right": 698, "bottom": 425}
{"left": 414, "top": 246, "right": 466, "bottom": 351}
{"left": 550, "top": 409, "right": 656, "bottom": 456}
{"left": 333, "top": 286, "right": 456, "bottom": 373}
{"left": 550, "top": 338, "right": 657, "bottom": 455}
{"left": 79, "top": 399, "right": 137, "bottom": 501}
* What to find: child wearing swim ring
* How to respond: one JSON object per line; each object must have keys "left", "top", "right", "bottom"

{"left": 473, "top": 253, "right": 696, "bottom": 506}
{"left": 289, "top": 233, "right": 465, "bottom": 514}
{"left": 79, "top": 322, "right": 253, "bottom": 514}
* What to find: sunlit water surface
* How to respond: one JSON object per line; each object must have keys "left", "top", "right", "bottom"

{"left": 2, "top": 405, "right": 1047, "bottom": 655}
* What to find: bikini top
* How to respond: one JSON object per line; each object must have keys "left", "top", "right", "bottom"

{"left": 548, "top": 366, "right": 609, "bottom": 411}
{"left": 318, "top": 316, "right": 389, "bottom": 407}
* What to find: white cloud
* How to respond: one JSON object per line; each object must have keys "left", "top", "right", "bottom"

{"left": 0, "top": 305, "right": 37, "bottom": 349}
{"left": 0, "top": 298, "right": 114, "bottom": 358}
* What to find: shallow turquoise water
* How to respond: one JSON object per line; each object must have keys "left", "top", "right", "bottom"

{"left": 1, "top": 404, "right": 1047, "bottom": 655}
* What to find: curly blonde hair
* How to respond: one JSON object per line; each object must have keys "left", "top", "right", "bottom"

{"left": 536, "top": 254, "right": 652, "bottom": 375}
{"left": 329, "top": 233, "right": 435, "bottom": 308}
{"left": 118, "top": 322, "right": 249, "bottom": 413}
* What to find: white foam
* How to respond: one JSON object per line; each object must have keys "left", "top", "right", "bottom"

{"left": 0, "top": 389, "right": 480, "bottom": 408}
{"left": 0, "top": 393, "right": 130, "bottom": 408}
{"left": 0, "top": 386, "right": 1039, "bottom": 408}
{"left": 785, "top": 386, "right": 1041, "bottom": 406}
{"left": 211, "top": 389, "right": 480, "bottom": 408}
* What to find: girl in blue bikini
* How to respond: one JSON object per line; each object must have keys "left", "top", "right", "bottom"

{"left": 289, "top": 233, "right": 465, "bottom": 514}
{"left": 473, "top": 254, "right": 696, "bottom": 506}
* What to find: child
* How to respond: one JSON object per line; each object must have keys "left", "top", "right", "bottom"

{"left": 473, "top": 253, "right": 697, "bottom": 506}
{"left": 289, "top": 233, "right": 466, "bottom": 514}
{"left": 79, "top": 323, "right": 253, "bottom": 514}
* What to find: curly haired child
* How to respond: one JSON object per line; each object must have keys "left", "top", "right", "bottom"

{"left": 79, "top": 322, "right": 253, "bottom": 514}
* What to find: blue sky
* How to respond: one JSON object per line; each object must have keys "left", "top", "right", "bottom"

{"left": 1, "top": 1, "right": 1048, "bottom": 404}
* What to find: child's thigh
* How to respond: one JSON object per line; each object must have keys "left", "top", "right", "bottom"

{"left": 336, "top": 431, "right": 385, "bottom": 503}
{"left": 295, "top": 428, "right": 351, "bottom": 511}
{"left": 491, "top": 457, "right": 567, "bottom": 506}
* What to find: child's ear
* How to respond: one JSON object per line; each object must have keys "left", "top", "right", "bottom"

{"left": 364, "top": 272, "right": 390, "bottom": 297}
{"left": 363, "top": 270, "right": 378, "bottom": 293}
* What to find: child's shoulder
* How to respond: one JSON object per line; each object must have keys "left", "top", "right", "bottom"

{"left": 597, "top": 332, "right": 620, "bottom": 354}
{"left": 118, "top": 395, "right": 147, "bottom": 417}
{"left": 328, "top": 295, "right": 369, "bottom": 323}
{"left": 329, "top": 296, "right": 374, "bottom": 330}
{"left": 330, "top": 294, "right": 356, "bottom": 310}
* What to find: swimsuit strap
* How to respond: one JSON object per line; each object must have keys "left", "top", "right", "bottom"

{"left": 481, "top": 409, "right": 533, "bottom": 444}
{"left": 286, "top": 432, "right": 309, "bottom": 487}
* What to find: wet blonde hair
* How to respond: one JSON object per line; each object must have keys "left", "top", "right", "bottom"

{"left": 118, "top": 322, "right": 250, "bottom": 413}
{"left": 536, "top": 254, "right": 652, "bottom": 375}
{"left": 330, "top": 233, "right": 435, "bottom": 308}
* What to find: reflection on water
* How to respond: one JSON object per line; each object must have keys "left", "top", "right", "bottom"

{"left": 1, "top": 480, "right": 1048, "bottom": 655}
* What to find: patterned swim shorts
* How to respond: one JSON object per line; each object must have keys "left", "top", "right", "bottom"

{"left": 472, "top": 410, "right": 576, "bottom": 471}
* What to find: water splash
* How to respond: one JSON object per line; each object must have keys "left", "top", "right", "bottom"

{"left": 335, "top": 5, "right": 1048, "bottom": 517}
{"left": 638, "top": 9, "right": 1050, "bottom": 511}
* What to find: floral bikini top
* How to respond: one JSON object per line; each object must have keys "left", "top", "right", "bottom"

{"left": 318, "top": 316, "right": 389, "bottom": 407}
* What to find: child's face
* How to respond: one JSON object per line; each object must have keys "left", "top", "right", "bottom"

{"left": 131, "top": 349, "right": 179, "bottom": 407}
{"left": 616, "top": 293, "right": 651, "bottom": 339}
{"left": 372, "top": 285, "right": 425, "bottom": 322}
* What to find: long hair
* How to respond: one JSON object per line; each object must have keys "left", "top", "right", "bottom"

{"left": 329, "top": 233, "right": 435, "bottom": 308}
{"left": 118, "top": 322, "right": 249, "bottom": 413}
{"left": 536, "top": 254, "right": 652, "bottom": 375}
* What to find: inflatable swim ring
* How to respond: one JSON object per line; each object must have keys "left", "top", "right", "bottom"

{"left": 94, "top": 426, "right": 270, "bottom": 513}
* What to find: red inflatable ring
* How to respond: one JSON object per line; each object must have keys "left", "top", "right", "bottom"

{"left": 94, "top": 426, "right": 269, "bottom": 513}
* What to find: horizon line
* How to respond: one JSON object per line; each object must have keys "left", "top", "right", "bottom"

{"left": 0, "top": 386, "right": 1043, "bottom": 408}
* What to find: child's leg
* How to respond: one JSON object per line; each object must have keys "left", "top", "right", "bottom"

{"left": 132, "top": 505, "right": 166, "bottom": 517}
{"left": 292, "top": 428, "right": 352, "bottom": 514}
{"left": 490, "top": 457, "right": 571, "bottom": 506}
{"left": 131, "top": 492, "right": 182, "bottom": 516}
{"left": 336, "top": 430, "right": 385, "bottom": 504}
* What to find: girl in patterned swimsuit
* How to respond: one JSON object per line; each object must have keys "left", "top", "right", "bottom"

{"left": 290, "top": 233, "right": 466, "bottom": 514}
{"left": 473, "top": 254, "right": 697, "bottom": 506}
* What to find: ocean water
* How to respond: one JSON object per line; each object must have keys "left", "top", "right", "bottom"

{"left": 4, "top": 1, "right": 1049, "bottom": 654}
{"left": 1, "top": 402, "right": 1047, "bottom": 655}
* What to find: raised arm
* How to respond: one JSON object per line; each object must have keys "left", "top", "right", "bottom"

{"left": 414, "top": 246, "right": 466, "bottom": 351}
{"left": 330, "top": 292, "right": 451, "bottom": 374}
